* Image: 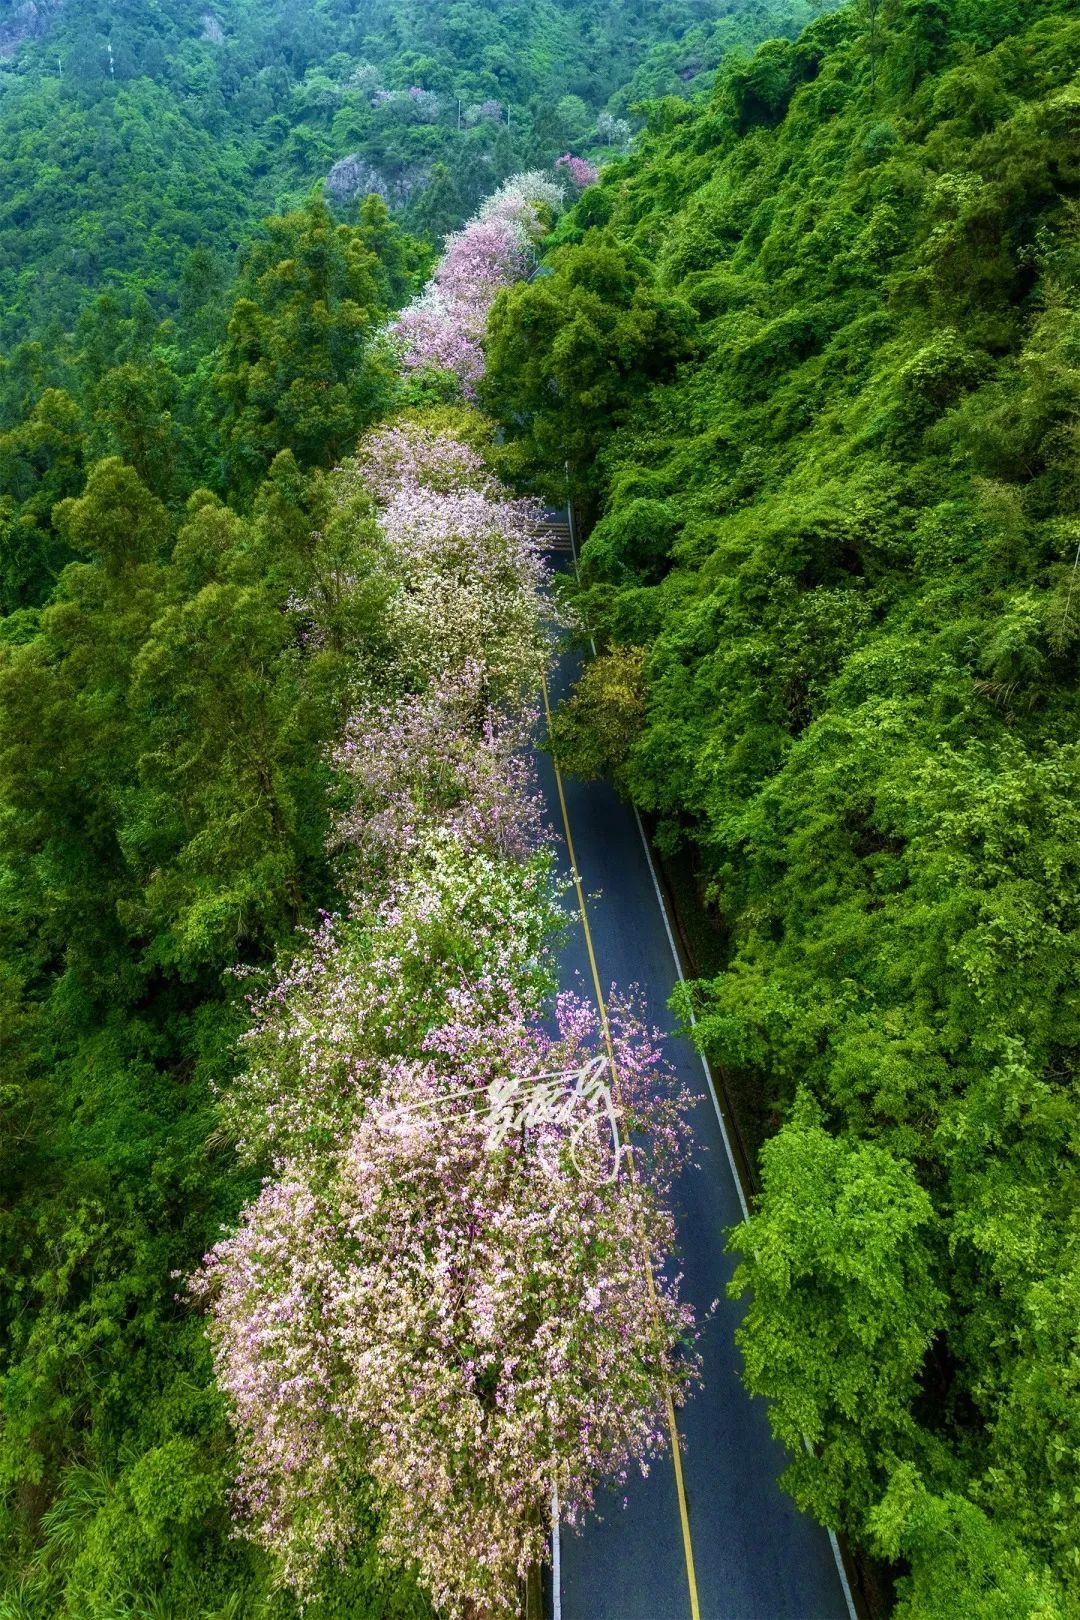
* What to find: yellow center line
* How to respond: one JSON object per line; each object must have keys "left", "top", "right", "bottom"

{"left": 541, "top": 674, "right": 703, "bottom": 1620}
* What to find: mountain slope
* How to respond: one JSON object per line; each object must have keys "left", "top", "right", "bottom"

{"left": 486, "top": 3, "right": 1080, "bottom": 1612}
{"left": 0, "top": 0, "right": 831, "bottom": 348}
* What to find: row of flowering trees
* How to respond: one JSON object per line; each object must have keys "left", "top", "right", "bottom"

{"left": 388, "top": 168, "right": 593, "bottom": 394}
{"left": 193, "top": 174, "right": 694, "bottom": 1620}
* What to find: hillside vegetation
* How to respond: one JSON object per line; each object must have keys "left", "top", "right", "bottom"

{"left": 486, "top": 2, "right": 1080, "bottom": 1613}
{"left": 0, "top": 0, "right": 838, "bottom": 352}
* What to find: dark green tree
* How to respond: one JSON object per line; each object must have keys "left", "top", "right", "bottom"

{"left": 0, "top": 389, "right": 86, "bottom": 611}
{"left": 214, "top": 197, "right": 390, "bottom": 493}
{"left": 484, "top": 230, "right": 695, "bottom": 506}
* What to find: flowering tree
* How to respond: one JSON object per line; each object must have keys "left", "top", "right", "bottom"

{"left": 477, "top": 172, "right": 564, "bottom": 235}
{"left": 348, "top": 61, "right": 381, "bottom": 95}
{"left": 200, "top": 409, "right": 699, "bottom": 1606}
{"left": 331, "top": 665, "right": 545, "bottom": 882}
{"left": 388, "top": 223, "right": 525, "bottom": 390}
{"left": 221, "top": 835, "right": 563, "bottom": 1168}
{"left": 555, "top": 154, "right": 600, "bottom": 189}
{"left": 196, "top": 172, "right": 698, "bottom": 1620}
{"left": 336, "top": 421, "right": 554, "bottom": 697}
{"left": 596, "top": 111, "right": 632, "bottom": 148}
{"left": 388, "top": 173, "right": 565, "bottom": 393}
{"left": 287, "top": 420, "right": 553, "bottom": 694}
{"left": 353, "top": 421, "right": 496, "bottom": 499}
{"left": 464, "top": 98, "right": 504, "bottom": 126}
{"left": 373, "top": 86, "right": 441, "bottom": 120}
{"left": 194, "top": 995, "right": 696, "bottom": 1618}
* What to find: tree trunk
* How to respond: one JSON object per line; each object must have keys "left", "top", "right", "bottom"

{"left": 523, "top": 1563, "right": 543, "bottom": 1620}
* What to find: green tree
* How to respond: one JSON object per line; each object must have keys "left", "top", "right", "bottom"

{"left": 0, "top": 389, "right": 86, "bottom": 611}
{"left": 729, "top": 1108, "right": 946, "bottom": 1528}
{"left": 868, "top": 1466, "right": 1065, "bottom": 1620}
{"left": 548, "top": 644, "right": 647, "bottom": 787}
{"left": 404, "top": 159, "right": 464, "bottom": 246}
{"left": 0, "top": 459, "right": 170, "bottom": 999}
{"left": 356, "top": 193, "right": 432, "bottom": 310}
{"left": 214, "top": 197, "right": 390, "bottom": 494}
{"left": 86, "top": 362, "right": 187, "bottom": 498}
{"left": 484, "top": 231, "right": 695, "bottom": 506}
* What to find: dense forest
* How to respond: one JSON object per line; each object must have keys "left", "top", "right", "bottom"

{"left": 2, "top": 0, "right": 1079, "bottom": 1616}
{"left": 0, "top": 0, "right": 835, "bottom": 616}
{"left": 487, "top": 1, "right": 1080, "bottom": 1615}
{"left": 0, "top": 0, "right": 834, "bottom": 351}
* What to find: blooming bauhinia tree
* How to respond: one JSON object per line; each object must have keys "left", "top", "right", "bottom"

{"left": 476, "top": 171, "right": 564, "bottom": 235}
{"left": 331, "top": 663, "right": 545, "bottom": 882}
{"left": 334, "top": 421, "right": 554, "bottom": 697}
{"left": 372, "top": 85, "right": 441, "bottom": 120}
{"left": 388, "top": 172, "right": 565, "bottom": 392}
{"left": 222, "top": 832, "right": 564, "bottom": 1167}
{"left": 224, "top": 418, "right": 563, "bottom": 1160}
{"left": 555, "top": 154, "right": 600, "bottom": 189}
{"left": 353, "top": 420, "right": 496, "bottom": 499}
{"left": 288, "top": 419, "right": 553, "bottom": 696}
{"left": 464, "top": 98, "right": 504, "bottom": 126}
{"left": 196, "top": 179, "right": 698, "bottom": 1620}
{"left": 193, "top": 994, "right": 696, "bottom": 1617}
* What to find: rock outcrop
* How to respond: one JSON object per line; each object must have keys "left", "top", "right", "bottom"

{"left": 0, "top": 0, "right": 65, "bottom": 59}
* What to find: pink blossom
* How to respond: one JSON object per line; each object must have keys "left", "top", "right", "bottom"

{"left": 387, "top": 172, "right": 565, "bottom": 393}
{"left": 195, "top": 996, "right": 697, "bottom": 1616}
{"left": 195, "top": 178, "right": 698, "bottom": 1619}
{"left": 556, "top": 154, "right": 600, "bottom": 188}
{"left": 337, "top": 420, "right": 555, "bottom": 697}
{"left": 331, "top": 662, "right": 546, "bottom": 889}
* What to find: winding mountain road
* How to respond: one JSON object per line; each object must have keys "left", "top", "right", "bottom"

{"left": 536, "top": 524, "right": 857, "bottom": 1620}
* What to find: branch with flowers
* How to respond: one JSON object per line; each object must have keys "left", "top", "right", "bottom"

{"left": 386, "top": 171, "right": 567, "bottom": 394}
{"left": 192, "top": 178, "right": 697, "bottom": 1620}
{"left": 194, "top": 992, "right": 696, "bottom": 1617}
{"left": 555, "top": 154, "right": 600, "bottom": 189}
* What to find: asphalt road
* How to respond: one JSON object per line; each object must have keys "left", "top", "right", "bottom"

{"left": 536, "top": 628, "right": 856, "bottom": 1620}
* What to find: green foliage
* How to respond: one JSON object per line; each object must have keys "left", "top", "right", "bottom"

{"left": 868, "top": 1466, "right": 1066, "bottom": 1620}
{"left": 0, "top": 391, "right": 85, "bottom": 611}
{"left": 484, "top": 233, "right": 697, "bottom": 503}
{"left": 547, "top": 644, "right": 648, "bottom": 786}
{"left": 0, "top": 0, "right": 823, "bottom": 357}
{"left": 493, "top": 0, "right": 1080, "bottom": 1605}
{"left": 0, "top": 200, "right": 424, "bottom": 616}
{"left": 213, "top": 197, "right": 391, "bottom": 492}
{"left": 728, "top": 1105, "right": 946, "bottom": 1526}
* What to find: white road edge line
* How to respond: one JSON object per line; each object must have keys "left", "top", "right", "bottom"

{"left": 563, "top": 496, "right": 858, "bottom": 1620}
{"left": 827, "top": 1526, "right": 859, "bottom": 1620}
{"left": 552, "top": 1477, "right": 562, "bottom": 1620}
{"left": 631, "top": 802, "right": 749, "bottom": 1224}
